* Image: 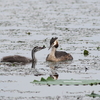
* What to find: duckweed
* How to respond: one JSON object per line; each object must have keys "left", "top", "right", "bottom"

{"left": 83, "top": 50, "right": 89, "bottom": 55}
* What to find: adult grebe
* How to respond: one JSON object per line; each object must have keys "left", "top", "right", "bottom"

{"left": 1, "top": 46, "right": 45, "bottom": 64}
{"left": 46, "top": 37, "right": 73, "bottom": 62}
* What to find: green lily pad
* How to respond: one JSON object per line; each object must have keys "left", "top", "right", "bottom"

{"left": 31, "top": 77, "right": 100, "bottom": 86}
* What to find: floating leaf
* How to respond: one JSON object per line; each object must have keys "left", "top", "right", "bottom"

{"left": 33, "top": 80, "right": 39, "bottom": 82}
{"left": 84, "top": 50, "right": 89, "bottom": 55}
{"left": 26, "top": 32, "right": 31, "bottom": 35}
{"left": 47, "top": 77, "right": 54, "bottom": 81}
{"left": 86, "top": 92, "right": 100, "bottom": 98}
{"left": 41, "top": 77, "right": 47, "bottom": 81}
{"left": 97, "top": 47, "right": 100, "bottom": 51}
{"left": 31, "top": 77, "right": 100, "bottom": 86}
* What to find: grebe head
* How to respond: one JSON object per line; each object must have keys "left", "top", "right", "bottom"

{"left": 49, "top": 37, "right": 59, "bottom": 49}
{"left": 32, "top": 46, "right": 46, "bottom": 52}
{"left": 31, "top": 45, "right": 46, "bottom": 61}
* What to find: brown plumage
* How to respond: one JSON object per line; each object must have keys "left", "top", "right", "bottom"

{"left": 46, "top": 37, "right": 73, "bottom": 62}
{"left": 1, "top": 46, "right": 45, "bottom": 64}
{"left": 1, "top": 55, "right": 31, "bottom": 63}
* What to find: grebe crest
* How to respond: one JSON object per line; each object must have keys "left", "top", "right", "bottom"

{"left": 49, "top": 37, "right": 59, "bottom": 49}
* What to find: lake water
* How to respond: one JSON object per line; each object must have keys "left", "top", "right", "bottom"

{"left": 0, "top": 0, "right": 100, "bottom": 100}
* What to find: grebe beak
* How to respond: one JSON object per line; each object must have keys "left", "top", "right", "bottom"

{"left": 40, "top": 45, "right": 46, "bottom": 49}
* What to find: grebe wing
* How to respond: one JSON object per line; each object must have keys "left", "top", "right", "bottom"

{"left": 14, "top": 55, "right": 31, "bottom": 63}
{"left": 1, "top": 55, "right": 31, "bottom": 63}
{"left": 55, "top": 51, "right": 68, "bottom": 58}
{"left": 55, "top": 51, "right": 73, "bottom": 60}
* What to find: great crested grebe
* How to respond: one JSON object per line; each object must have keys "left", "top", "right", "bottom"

{"left": 46, "top": 37, "right": 73, "bottom": 62}
{"left": 1, "top": 46, "right": 45, "bottom": 64}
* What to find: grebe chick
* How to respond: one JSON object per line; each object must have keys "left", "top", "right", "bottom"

{"left": 1, "top": 46, "right": 45, "bottom": 64}
{"left": 46, "top": 37, "right": 73, "bottom": 62}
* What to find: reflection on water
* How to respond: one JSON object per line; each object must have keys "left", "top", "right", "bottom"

{"left": 50, "top": 66, "right": 59, "bottom": 80}
{"left": 31, "top": 61, "right": 36, "bottom": 68}
{"left": 31, "top": 61, "right": 45, "bottom": 76}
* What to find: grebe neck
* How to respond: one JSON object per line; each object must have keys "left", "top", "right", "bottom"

{"left": 31, "top": 50, "right": 37, "bottom": 62}
{"left": 50, "top": 47, "right": 56, "bottom": 57}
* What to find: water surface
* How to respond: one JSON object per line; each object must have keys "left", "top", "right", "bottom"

{"left": 0, "top": 0, "right": 100, "bottom": 100}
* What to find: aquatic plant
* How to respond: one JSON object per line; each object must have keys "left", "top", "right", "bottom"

{"left": 86, "top": 91, "right": 100, "bottom": 98}
{"left": 83, "top": 50, "right": 89, "bottom": 55}
{"left": 26, "top": 32, "right": 31, "bottom": 35}
{"left": 60, "top": 48, "right": 63, "bottom": 50}
{"left": 97, "top": 47, "right": 100, "bottom": 51}
{"left": 31, "top": 77, "right": 100, "bottom": 86}
{"left": 17, "top": 41, "right": 25, "bottom": 43}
